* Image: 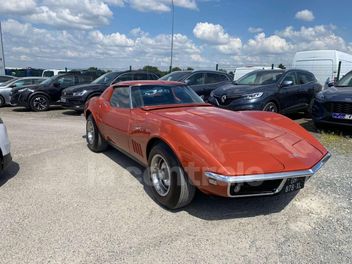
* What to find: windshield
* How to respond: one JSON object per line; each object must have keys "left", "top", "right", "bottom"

{"left": 336, "top": 71, "right": 352, "bottom": 87}
{"left": 237, "top": 71, "right": 283, "bottom": 85}
{"left": 159, "top": 72, "right": 191, "bottom": 81}
{"left": 2, "top": 79, "right": 16, "bottom": 86}
{"left": 92, "top": 72, "right": 119, "bottom": 84}
{"left": 40, "top": 75, "right": 57, "bottom": 85}
{"left": 131, "top": 85, "right": 204, "bottom": 107}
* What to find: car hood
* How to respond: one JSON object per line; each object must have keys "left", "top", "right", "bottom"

{"left": 151, "top": 106, "right": 326, "bottom": 175}
{"left": 322, "top": 87, "right": 352, "bottom": 102}
{"left": 213, "top": 83, "right": 275, "bottom": 97}
{"left": 63, "top": 83, "right": 106, "bottom": 94}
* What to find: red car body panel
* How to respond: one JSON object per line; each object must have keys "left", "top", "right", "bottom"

{"left": 85, "top": 81, "right": 329, "bottom": 197}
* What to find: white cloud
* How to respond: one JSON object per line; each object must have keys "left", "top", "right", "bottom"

{"left": 2, "top": 19, "right": 202, "bottom": 69}
{"left": 246, "top": 33, "right": 291, "bottom": 54}
{"left": 103, "top": 0, "right": 125, "bottom": 6}
{"left": 295, "top": 9, "right": 315, "bottom": 22}
{"left": 248, "top": 27, "right": 263, "bottom": 33}
{"left": 0, "top": 0, "right": 37, "bottom": 14}
{"left": 122, "top": 0, "right": 197, "bottom": 12}
{"left": 89, "top": 31, "right": 135, "bottom": 47}
{"left": 193, "top": 22, "right": 230, "bottom": 44}
{"left": 25, "top": 0, "right": 113, "bottom": 30}
{"left": 0, "top": 0, "right": 199, "bottom": 30}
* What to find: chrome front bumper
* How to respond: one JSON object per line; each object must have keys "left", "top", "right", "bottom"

{"left": 205, "top": 153, "right": 331, "bottom": 197}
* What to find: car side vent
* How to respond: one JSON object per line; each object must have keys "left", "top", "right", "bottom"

{"left": 132, "top": 140, "right": 143, "bottom": 157}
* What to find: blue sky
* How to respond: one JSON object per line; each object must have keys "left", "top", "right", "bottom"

{"left": 0, "top": 0, "right": 351, "bottom": 70}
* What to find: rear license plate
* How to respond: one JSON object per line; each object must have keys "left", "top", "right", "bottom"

{"left": 332, "top": 113, "right": 352, "bottom": 120}
{"left": 61, "top": 98, "right": 66, "bottom": 103}
{"left": 284, "top": 177, "right": 305, "bottom": 193}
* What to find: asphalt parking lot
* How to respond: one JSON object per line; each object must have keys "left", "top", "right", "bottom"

{"left": 0, "top": 107, "right": 351, "bottom": 263}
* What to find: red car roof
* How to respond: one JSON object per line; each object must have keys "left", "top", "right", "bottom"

{"left": 114, "top": 80, "right": 185, "bottom": 86}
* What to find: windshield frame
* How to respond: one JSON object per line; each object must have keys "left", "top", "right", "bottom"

{"left": 92, "top": 72, "right": 120, "bottom": 85}
{"left": 129, "top": 84, "right": 205, "bottom": 108}
{"left": 159, "top": 71, "right": 192, "bottom": 81}
{"left": 236, "top": 70, "right": 284, "bottom": 86}
{"left": 336, "top": 71, "right": 352, "bottom": 87}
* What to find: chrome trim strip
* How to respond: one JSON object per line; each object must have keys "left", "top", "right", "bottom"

{"left": 205, "top": 153, "right": 331, "bottom": 184}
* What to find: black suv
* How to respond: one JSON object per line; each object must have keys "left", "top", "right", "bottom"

{"left": 10, "top": 73, "right": 94, "bottom": 111}
{"left": 159, "top": 70, "right": 232, "bottom": 100}
{"left": 208, "top": 69, "right": 322, "bottom": 114}
{"left": 61, "top": 70, "right": 159, "bottom": 112}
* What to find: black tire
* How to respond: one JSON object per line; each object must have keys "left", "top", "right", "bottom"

{"left": 0, "top": 96, "right": 5, "bottom": 107}
{"left": 263, "top": 101, "right": 278, "bottom": 113}
{"left": 29, "top": 94, "right": 50, "bottom": 112}
{"left": 146, "top": 143, "right": 196, "bottom": 209}
{"left": 86, "top": 114, "right": 108, "bottom": 152}
{"left": 313, "top": 121, "right": 325, "bottom": 131}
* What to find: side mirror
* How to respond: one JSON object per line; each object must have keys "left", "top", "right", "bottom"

{"left": 53, "top": 82, "right": 60, "bottom": 88}
{"left": 281, "top": 80, "right": 293, "bottom": 88}
{"left": 9, "top": 84, "right": 16, "bottom": 88}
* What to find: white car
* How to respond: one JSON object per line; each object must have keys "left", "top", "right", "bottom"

{"left": 0, "top": 118, "right": 11, "bottom": 172}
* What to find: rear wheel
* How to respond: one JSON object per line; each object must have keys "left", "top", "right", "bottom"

{"left": 146, "top": 143, "right": 196, "bottom": 209}
{"left": 29, "top": 94, "right": 50, "bottom": 111}
{"left": 0, "top": 96, "right": 5, "bottom": 107}
{"left": 86, "top": 115, "right": 108, "bottom": 152}
{"left": 263, "top": 101, "right": 278, "bottom": 113}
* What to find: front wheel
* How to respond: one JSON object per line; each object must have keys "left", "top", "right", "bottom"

{"left": 263, "top": 101, "right": 278, "bottom": 113}
{"left": 29, "top": 94, "right": 50, "bottom": 111}
{"left": 146, "top": 143, "right": 196, "bottom": 209}
{"left": 86, "top": 115, "right": 108, "bottom": 152}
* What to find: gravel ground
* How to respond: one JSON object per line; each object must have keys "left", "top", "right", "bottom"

{"left": 0, "top": 106, "right": 351, "bottom": 264}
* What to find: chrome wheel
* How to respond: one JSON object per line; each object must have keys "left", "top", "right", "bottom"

{"left": 32, "top": 96, "right": 48, "bottom": 111}
{"left": 263, "top": 102, "right": 278, "bottom": 112}
{"left": 86, "top": 119, "right": 95, "bottom": 145}
{"left": 150, "top": 154, "right": 171, "bottom": 197}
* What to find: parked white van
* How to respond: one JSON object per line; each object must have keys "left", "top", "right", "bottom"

{"left": 42, "top": 69, "right": 66, "bottom": 78}
{"left": 292, "top": 50, "right": 352, "bottom": 85}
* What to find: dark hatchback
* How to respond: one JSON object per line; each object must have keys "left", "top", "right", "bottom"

{"left": 159, "top": 70, "right": 232, "bottom": 100}
{"left": 208, "top": 69, "right": 322, "bottom": 114}
{"left": 61, "top": 70, "right": 159, "bottom": 112}
{"left": 312, "top": 70, "right": 352, "bottom": 127}
{"left": 10, "top": 73, "right": 94, "bottom": 111}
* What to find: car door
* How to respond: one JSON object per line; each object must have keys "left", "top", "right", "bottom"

{"left": 278, "top": 71, "right": 301, "bottom": 112}
{"left": 297, "top": 71, "right": 317, "bottom": 106}
{"left": 48, "top": 75, "right": 75, "bottom": 101}
{"left": 12, "top": 79, "right": 34, "bottom": 88}
{"left": 203, "top": 73, "right": 231, "bottom": 99}
{"left": 100, "top": 86, "right": 131, "bottom": 152}
{"left": 184, "top": 73, "right": 205, "bottom": 96}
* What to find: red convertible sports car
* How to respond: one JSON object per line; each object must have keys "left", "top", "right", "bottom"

{"left": 84, "top": 80, "right": 331, "bottom": 209}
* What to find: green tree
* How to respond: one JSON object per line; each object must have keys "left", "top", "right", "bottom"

{"left": 278, "top": 63, "right": 286, "bottom": 69}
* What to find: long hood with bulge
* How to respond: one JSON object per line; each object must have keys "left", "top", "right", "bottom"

{"left": 151, "top": 106, "right": 327, "bottom": 175}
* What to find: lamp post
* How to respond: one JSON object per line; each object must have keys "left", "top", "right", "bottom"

{"left": 0, "top": 22, "right": 5, "bottom": 75}
{"left": 169, "top": 0, "right": 174, "bottom": 73}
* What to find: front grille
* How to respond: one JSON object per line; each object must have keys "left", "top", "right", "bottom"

{"left": 229, "top": 179, "right": 283, "bottom": 196}
{"left": 327, "top": 102, "right": 352, "bottom": 114}
{"left": 214, "top": 95, "right": 241, "bottom": 106}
